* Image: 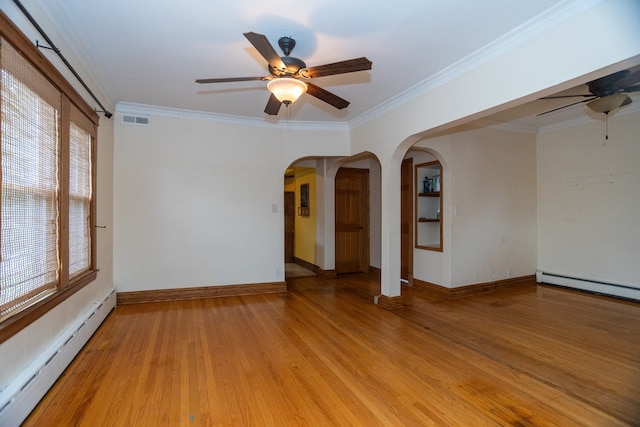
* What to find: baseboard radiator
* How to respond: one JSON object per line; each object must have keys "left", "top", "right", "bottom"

{"left": 0, "top": 289, "right": 116, "bottom": 427}
{"left": 536, "top": 271, "right": 640, "bottom": 301}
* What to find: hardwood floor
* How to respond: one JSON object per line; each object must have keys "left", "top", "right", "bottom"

{"left": 24, "top": 274, "right": 640, "bottom": 426}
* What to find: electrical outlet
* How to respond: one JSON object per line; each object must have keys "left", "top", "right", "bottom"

{"left": 274, "top": 267, "right": 282, "bottom": 278}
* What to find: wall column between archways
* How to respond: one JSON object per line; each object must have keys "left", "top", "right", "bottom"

{"left": 378, "top": 159, "right": 401, "bottom": 300}
{"left": 315, "top": 158, "right": 339, "bottom": 273}
{"left": 373, "top": 136, "right": 424, "bottom": 306}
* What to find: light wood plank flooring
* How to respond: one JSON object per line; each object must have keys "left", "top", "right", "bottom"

{"left": 24, "top": 274, "right": 640, "bottom": 426}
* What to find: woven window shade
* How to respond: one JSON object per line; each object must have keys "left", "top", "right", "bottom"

{"left": 1, "top": 39, "right": 61, "bottom": 320}
{"left": 68, "top": 119, "right": 92, "bottom": 277}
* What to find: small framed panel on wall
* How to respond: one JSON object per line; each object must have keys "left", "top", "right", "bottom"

{"left": 298, "top": 183, "right": 310, "bottom": 216}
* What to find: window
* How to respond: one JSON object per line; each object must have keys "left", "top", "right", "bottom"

{"left": 69, "top": 117, "right": 93, "bottom": 277}
{"left": 0, "top": 13, "right": 99, "bottom": 342}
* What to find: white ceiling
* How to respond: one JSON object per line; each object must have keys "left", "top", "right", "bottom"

{"left": 22, "top": 0, "right": 640, "bottom": 127}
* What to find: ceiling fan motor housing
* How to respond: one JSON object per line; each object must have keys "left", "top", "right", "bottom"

{"left": 278, "top": 37, "right": 295, "bottom": 56}
{"left": 269, "top": 56, "right": 307, "bottom": 76}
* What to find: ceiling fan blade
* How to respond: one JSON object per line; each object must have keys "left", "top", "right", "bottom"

{"left": 243, "top": 32, "right": 286, "bottom": 71}
{"left": 615, "top": 69, "right": 640, "bottom": 90}
{"left": 621, "top": 84, "right": 640, "bottom": 93}
{"left": 264, "top": 93, "right": 282, "bottom": 115}
{"left": 306, "top": 83, "right": 350, "bottom": 109}
{"left": 537, "top": 97, "right": 596, "bottom": 116}
{"left": 304, "top": 57, "right": 372, "bottom": 78}
{"left": 195, "top": 76, "right": 267, "bottom": 84}
{"left": 540, "top": 94, "right": 593, "bottom": 99}
{"left": 588, "top": 69, "right": 630, "bottom": 95}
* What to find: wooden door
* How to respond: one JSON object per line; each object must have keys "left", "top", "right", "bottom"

{"left": 401, "top": 158, "right": 413, "bottom": 283}
{"left": 284, "top": 191, "right": 295, "bottom": 262}
{"left": 335, "top": 168, "right": 369, "bottom": 274}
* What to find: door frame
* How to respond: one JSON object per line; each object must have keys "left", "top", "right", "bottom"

{"left": 401, "top": 157, "right": 413, "bottom": 284}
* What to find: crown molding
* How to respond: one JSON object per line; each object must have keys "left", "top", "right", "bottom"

{"left": 115, "top": 102, "right": 350, "bottom": 131}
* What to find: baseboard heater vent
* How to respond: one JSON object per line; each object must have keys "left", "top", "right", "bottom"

{"left": 0, "top": 289, "right": 116, "bottom": 427}
{"left": 536, "top": 271, "right": 640, "bottom": 301}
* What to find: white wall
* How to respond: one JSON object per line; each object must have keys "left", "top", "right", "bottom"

{"left": 537, "top": 110, "right": 640, "bottom": 288}
{"left": 0, "top": 3, "right": 115, "bottom": 392}
{"left": 413, "top": 127, "right": 537, "bottom": 287}
{"left": 113, "top": 112, "right": 350, "bottom": 291}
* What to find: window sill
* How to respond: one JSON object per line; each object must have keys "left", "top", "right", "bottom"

{"left": 0, "top": 269, "right": 99, "bottom": 344}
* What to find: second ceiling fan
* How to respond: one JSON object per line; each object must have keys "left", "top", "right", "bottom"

{"left": 196, "top": 32, "right": 372, "bottom": 115}
{"left": 538, "top": 68, "right": 640, "bottom": 116}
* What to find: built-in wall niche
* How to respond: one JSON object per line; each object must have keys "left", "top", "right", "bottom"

{"left": 415, "top": 161, "right": 442, "bottom": 251}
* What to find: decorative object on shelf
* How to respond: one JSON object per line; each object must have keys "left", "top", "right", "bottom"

{"left": 423, "top": 176, "right": 430, "bottom": 193}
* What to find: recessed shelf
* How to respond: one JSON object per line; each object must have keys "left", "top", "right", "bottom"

{"left": 418, "top": 218, "right": 440, "bottom": 222}
{"left": 416, "top": 161, "right": 443, "bottom": 251}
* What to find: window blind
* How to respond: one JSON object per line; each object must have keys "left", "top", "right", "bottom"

{"left": 1, "top": 40, "right": 61, "bottom": 320}
{"left": 68, "top": 118, "right": 92, "bottom": 277}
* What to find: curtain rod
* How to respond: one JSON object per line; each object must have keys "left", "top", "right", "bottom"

{"left": 12, "top": 0, "right": 113, "bottom": 119}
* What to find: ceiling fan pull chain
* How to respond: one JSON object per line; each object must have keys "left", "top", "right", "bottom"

{"left": 605, "top": 112, "right": 609, "bottom": 140}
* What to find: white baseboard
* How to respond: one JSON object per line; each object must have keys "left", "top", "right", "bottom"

{"left": 0, "top": 289, "right": 116, "bottom": 427}
{"left": 536, "top": 270, "right": 640, "bottom": 301}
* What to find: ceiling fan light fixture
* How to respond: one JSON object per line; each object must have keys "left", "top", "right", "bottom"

{"left": 267, "top": 77, "right": 307, "bottom": 104}
{"left": 587, "top": 93, "right": 631, "bottom": 114}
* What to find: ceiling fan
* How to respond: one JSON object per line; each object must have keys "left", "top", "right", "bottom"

{"left": 538, "top": 68, "right": 640, "bottom": 116}
{"left": 195, "top": 32, "right": 372, "bottom": 116}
